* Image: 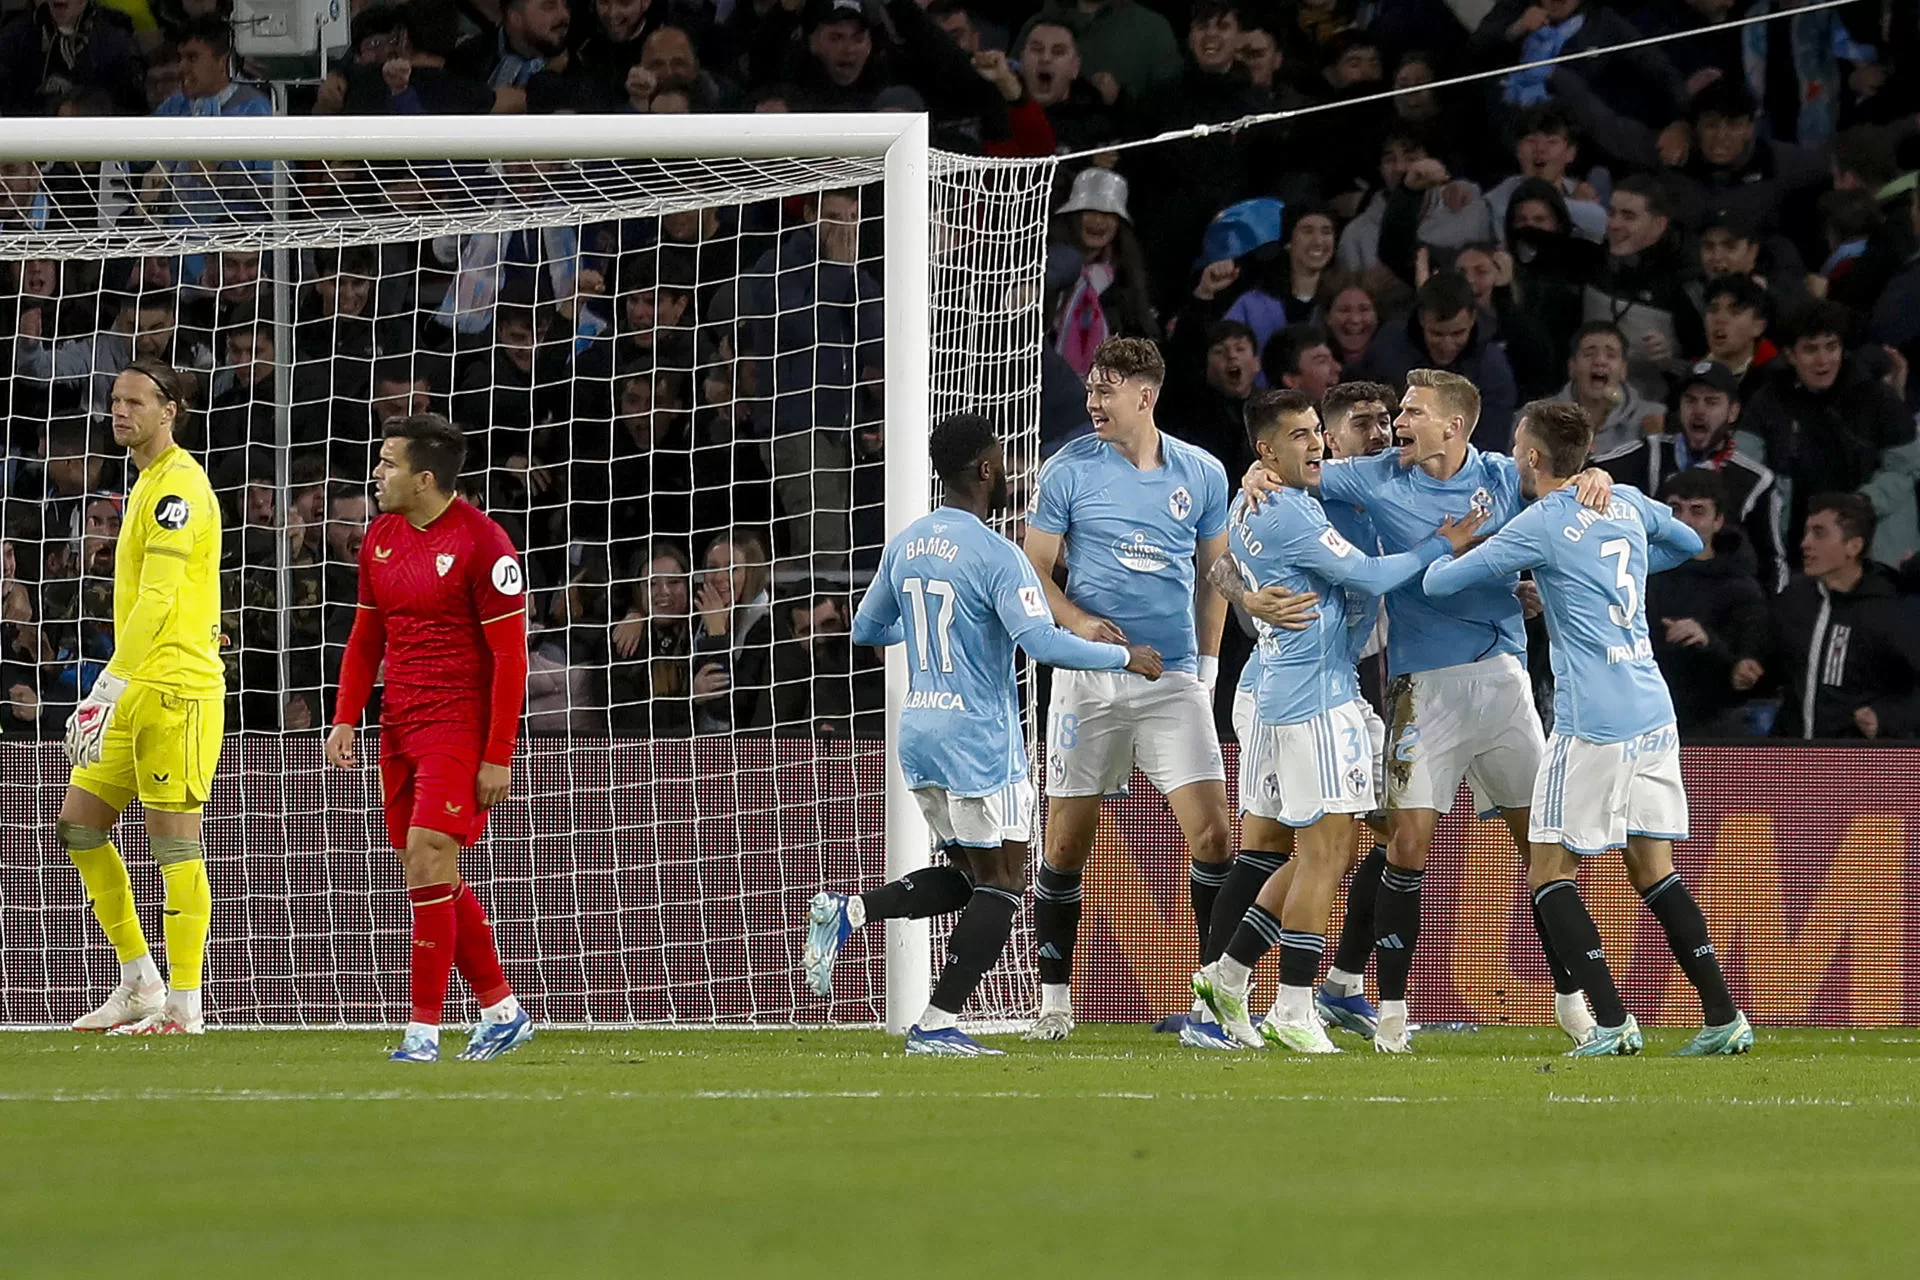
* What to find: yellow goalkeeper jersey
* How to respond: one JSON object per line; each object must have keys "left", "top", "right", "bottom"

{"left": 109, "top": 444, "right": 226, "bottom": 698}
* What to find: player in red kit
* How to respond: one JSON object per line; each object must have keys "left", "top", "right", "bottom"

{"left": 325, "top": 414, "right": 534, "bottom": 1063}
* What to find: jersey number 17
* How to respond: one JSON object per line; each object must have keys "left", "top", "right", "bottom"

{"left": 901, "top": 577, "right": 959, "bottom": 673}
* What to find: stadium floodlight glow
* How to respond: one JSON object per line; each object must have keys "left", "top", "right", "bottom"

{"left": 0, "top": 114, "right": 1055, "bottom": 1036}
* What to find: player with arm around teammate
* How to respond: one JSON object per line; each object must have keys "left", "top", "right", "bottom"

{"left": 326, "top": 414, "right": 534, "bottom": 1063}
{"left": 801, "top": 414, "right": 1163, "bottom": 1056}
{"left": 1021, "top": 336, "right": 1237, "bottom": 1043}
{"left": 1205, "top": 381, "right": 1400, "bottom": 1041}
{"left": 1193, "top": 391, "right": 1485, "bottom": 1051}
{"left": 1243, "top": 370, "right": 1617, "bottom": 1053}
{"left": 1424, "top": 401, "right": 1752, "bottom": 1057}
{"left": 61, "top": 361, "right": 224, "bottom": 1035}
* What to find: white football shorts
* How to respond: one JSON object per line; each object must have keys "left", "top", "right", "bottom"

{"left": 1046, "top": 669, "right": 1226, "bottom": 799}
{"left": 1384, "top": 654, "right": 1544, "bottom": 815}
{"left": 1236, "top": 683, "right": 1384, "bottom": 819}
{"left": 1240, "top": 698, "right": 1378, "bottom": 827}
{"left": 1232, "top": 683, "right": 1258, "bottom": 814}
{"left": 913, "top": 778, "right": 1037, "bottom": 850}
{"left": 1529, "top": 724, "right": 1689, "bottom": 856}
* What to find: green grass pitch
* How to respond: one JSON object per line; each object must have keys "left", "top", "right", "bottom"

{"left": 3, "top": 1025, "right": 1916, "bottom": 1279}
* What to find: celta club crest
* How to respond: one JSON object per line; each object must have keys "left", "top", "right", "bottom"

{"left": 1348, "top": 767, "right": 1369, "bottom": 796}
{"left": 1469, "top": 487, "right": 1493, "bottom": 517}
{"left": 1168, "top": 486, "right": 1193, "bottom": 520}
{"left": 435, "top": 553, "right": 455, "bottom": 577}
{"left": 1262, "top": 773, "right": 1281, "bottom": 801}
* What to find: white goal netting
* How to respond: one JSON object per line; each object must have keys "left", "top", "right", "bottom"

{"left": 0, "top": 140, "right": 1057, "bottom": 1026}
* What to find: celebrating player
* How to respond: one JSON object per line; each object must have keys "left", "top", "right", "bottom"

{"left": 1425, "top": 402, "right": 1752, "bottom": 1056}
{"left": 1243, "top": 370, "right": 1619, "bottom": 1051}
{"left": 326, "top": 414, "right": 533, "bottom": 1063}
{"left": 60, "top": 361, "right": 223, "bottom": 1035}
{"left": 802, "top": 413, "right": 1163, "bottom": 1056}
{"left": 1194, "top": 391, "right": 1484, "bottom": 1051}
{"left": 1206, "top": 382, "right": 1397, "bottom": 1041}
{"left": 1022, "top": 337, "right": 1235, "bottom": 1042}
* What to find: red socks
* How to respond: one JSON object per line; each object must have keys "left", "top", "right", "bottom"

{"left": 451, "top": 881, "right": 512, "bottom": 1009}
{"left": 407, "top": 884, "right": 459, "bottom": 1025}
{"left": 407, "top": 881, "right": 514, "bottom": 1024}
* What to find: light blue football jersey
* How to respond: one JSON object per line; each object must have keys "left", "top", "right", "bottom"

{"left": 1324, "top": 495, "right": 1384, "bottom": 666}
{"left": 1423, "top": 484, "right": 1702, "bottom": 744}
{"left": 1231, "top": 488, "right": 1449, "bottom": 726}
{"left": 1318, "top": 448, "right": 1527, "bottom": 676}
{"left": 853, "top": 507, "right": 1129, "bottom": 797}
{"left": 1028, "top": 432, "right": 1230, "bottom": 674}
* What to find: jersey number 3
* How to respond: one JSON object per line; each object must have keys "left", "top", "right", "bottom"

{"left": 900, "top": 577, "right": 958, "bottom": 673}
{"left": 1600, "top": 538, "right": 1638, "bottom": 629}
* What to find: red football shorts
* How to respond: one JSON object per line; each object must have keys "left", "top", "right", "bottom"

{"left": 380, "top": 728, "right": 487, "bottom": 849}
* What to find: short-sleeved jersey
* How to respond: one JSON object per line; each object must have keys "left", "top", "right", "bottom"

{"left": 857, "top": 508, "right": 1124, "bottom": 797}
{"left": 1232, "top": 488, "right": 1446, "bottom": 726}
{"left": 1319, "top": 448, "right": 1527, "bottom": 676}
{"left": 357, "top": 498, "right": 526, "bottom": 736}
{"left": 111, "top": 445, "right": 224, "bottom": 697}
{"left": 1029, "top": 431, "right": 1230, "bottom": 674}
{"left": 1423, "top": 485, "right": 1700, "bottom": 743}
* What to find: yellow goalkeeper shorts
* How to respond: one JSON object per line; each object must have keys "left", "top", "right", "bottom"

{"left": 71, "top": 684, "right": 225, "bottom": 815}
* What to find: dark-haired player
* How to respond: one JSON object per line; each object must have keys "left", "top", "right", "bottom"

{"left": 62, "top": 360, "right": 223, "bottom": 1035}
{"left": 804, "top": 413, "right": 1163, "bottom": 1055}
{"left": 1207, "top": 381, "right": 1398, "bottom": 1039}
{"left": 1194, "top": 391, "right": 1483, "bottom": 1051}
{"left": 327, "top": 414, "right": 533, "bottom": 1063}
{"left": 1425, "top": 401, "right": 1751, "bottom": 1056}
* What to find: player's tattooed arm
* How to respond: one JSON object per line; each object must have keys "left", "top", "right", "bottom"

{"left": 1206, "top": 554, "right": 1320, "bottom": 631}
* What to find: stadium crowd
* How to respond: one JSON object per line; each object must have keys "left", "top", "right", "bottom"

{"left": 1, "top": 0, "right": 1919, "bottom": 741}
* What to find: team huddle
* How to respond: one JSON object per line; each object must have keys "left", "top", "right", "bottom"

{"left": 811, "top": 336, "right": 1753, "bottom": 1058}
{"left": 53, "top": 344, "right": 1753, "bottom": 1060}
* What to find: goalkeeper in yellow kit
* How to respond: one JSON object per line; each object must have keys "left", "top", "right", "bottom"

{"left": 61, "top": 359, "right": 225, "bottom": 1035}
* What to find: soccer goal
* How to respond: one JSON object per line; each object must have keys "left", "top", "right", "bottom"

{"left": 0, "top": 114, "right": 1057, "bottom": 1033}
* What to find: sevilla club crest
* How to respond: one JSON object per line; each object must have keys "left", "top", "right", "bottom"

{"left": 435, "top": 553, "right": 455, "bottom": 577}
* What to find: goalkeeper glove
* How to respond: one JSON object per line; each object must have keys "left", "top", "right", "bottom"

{"left": 1196, "top": 655, "right": 1219, "bottom": 693}
{"left": 65, "top": 670, "right": 128, "bottom": 768}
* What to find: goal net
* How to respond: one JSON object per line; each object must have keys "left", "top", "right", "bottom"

{"left": 0, "top": 116, "right": 1057, "bottom": 1030}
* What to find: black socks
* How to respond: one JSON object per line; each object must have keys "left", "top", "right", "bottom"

{"left": 1189, "top": 857, "right": 1232, "bottom": 957}
{"left": 1203, "top": 850, "right": 1288, "bottom": 965}
{"left": 1331, "top": 844, "right": 1386, "bottom": 976}
{"left": 858, "top": 865, "right": 975, "bottom": 922}
{"left": 928, "top": 886, "right": 1023, "bottom": 1015}
{"left": 1642, "top": 873, "right": 1737, "bottom": 1025}
{"left": 1373, "top": 863, "right": 1424, "bottom": 1002}
{"left": 1532, "top": 879, "right": 1627, "bottom": 1027}
{"left": 1032, "top": 861, "right": 1082, "bottom": 987}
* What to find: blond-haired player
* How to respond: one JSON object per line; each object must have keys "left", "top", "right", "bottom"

{"left": 62, "top": 358, "right": 224, "bottom": 1035}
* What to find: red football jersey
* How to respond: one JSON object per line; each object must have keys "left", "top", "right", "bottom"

{"left": 339, "top": 498, "right": 528, "bottom": 761}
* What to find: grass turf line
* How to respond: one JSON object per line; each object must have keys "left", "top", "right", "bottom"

{"left": 2, "top": 1026, "right": 1915, "bottom": 1279}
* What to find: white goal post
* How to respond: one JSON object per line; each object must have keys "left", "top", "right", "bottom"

{"left": 0, "top": 114, "right": 1053, "bottom": 1033}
